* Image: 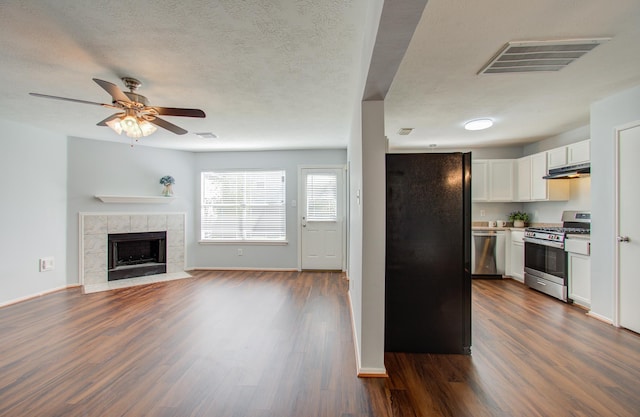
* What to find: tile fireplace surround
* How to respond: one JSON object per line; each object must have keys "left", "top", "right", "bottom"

{"left": 79, "top": 212, "right": 190, "bottom": 293}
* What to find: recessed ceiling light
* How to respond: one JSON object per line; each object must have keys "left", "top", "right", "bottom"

{"left": 464, "top": 119, "right": 493, "bottom": 131}
{"left": 195, "top": 132, "right": 217, "bottom": 139}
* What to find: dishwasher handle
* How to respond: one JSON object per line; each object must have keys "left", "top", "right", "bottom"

{"left": 472, "top": 231, "right": 498, "bottom": 236}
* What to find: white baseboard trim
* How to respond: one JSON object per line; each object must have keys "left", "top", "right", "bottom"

{"left": 347, "top": 290, "right": 388, "bottom": 378}
{"left": 1, "top": 285, "right": 73, "bottom": 308}
{"left": 586, "top": 311, "right": 614, "bottom": 325}
{"left": 191, "top": 267, "right": 298, "bottom": 272}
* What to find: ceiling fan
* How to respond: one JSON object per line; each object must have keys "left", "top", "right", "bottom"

{"left": 30, "top": 77, "right": 206, "bottom": 138}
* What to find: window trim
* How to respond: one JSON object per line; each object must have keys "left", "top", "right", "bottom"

{"left": 200, "top": 169, "right": 287, "bottom": 243}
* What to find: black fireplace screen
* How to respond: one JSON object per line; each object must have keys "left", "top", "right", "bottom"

{"left": 108, "top": 231, "right": 167, "bottom": 281}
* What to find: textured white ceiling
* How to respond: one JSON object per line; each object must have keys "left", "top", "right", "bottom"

{"left": 385, "top": 0, "right": 640, "bottom": 150}
{"left": 1, "top": 0, "right": 639, "bottom": 151}
{"left": 0, "top": 0, "right": 370, "bottom": 151}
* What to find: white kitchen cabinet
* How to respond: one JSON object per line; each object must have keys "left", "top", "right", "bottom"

{"left": 509, "top": 230, "right": 525, "bottom": 282}
{"left": 567, "top": 238, "right": 591, "bottom": 308}
{"left": 568, "top": 140, "right": 590, "bottom": 164}
{"left": 518, "top": 152, "right": 569, "bottom": 201}
{"left": 517, "top": 156, "right": 531, "bottom": 201}
{"left": 547, "top": 146, "right": 567, "bottom": 169}
{"left": 472, "top": 161, "right": 489, "bottom": 201}
{"left": 472, "top": 159, "right": 514, "bottom": 202}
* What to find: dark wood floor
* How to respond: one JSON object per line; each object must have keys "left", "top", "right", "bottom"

{"left": 1, "top": 272, "right": 639, "bottom": 417}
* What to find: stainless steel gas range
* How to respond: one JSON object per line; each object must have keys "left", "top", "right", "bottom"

{"left": 524, "top": 211, "right": 591, "bottom": 302}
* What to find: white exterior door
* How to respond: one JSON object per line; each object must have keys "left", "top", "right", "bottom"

{"left": 617, "top": 123, "right": 640, "bottom": 334}
{"left": 300, "top": 167, "right": 344, "bottom": 270}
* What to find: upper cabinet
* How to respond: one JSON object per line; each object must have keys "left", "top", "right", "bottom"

{"left": 547, "top": 140, "right": 591, "bottom": 169}
{"left": 517, "top": 152, "right": 570, "bottom": 201}
{"left": 547, "top": 146, "right": 568, "bottom": 169}
{"left": 567, "top": 140, "right": 590, "bottom": 164}
{"left": 472, "top": 160, "right": 514, "bottom": 202}
{"left": 472, "top": 160, "right": 489, "bottom": 201}
{"left": 473, "top": 139, "right": 587, "bottom": 203}
{"left": 516, "top": 156, "right": 531, "bottom": 201}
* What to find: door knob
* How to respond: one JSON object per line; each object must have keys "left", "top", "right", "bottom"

{"left": 617, "top": 236, "right": 630, "bottom": 242}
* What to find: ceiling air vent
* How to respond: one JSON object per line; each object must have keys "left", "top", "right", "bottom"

{"left": 478, "top": 39, "right": 609, "bottom": 74}
{"left": 397, "top": 128, "right": 414, "bottom": 135}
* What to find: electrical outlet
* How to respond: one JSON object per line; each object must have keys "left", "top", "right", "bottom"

{"left": 480, "top": 210, "right": 486, "bottom": 217}
{"left": 237, "top": 248, "right": 243, "bottom": 256}
{"left": 39, "top": 257, "right": 55, "bottom": 272}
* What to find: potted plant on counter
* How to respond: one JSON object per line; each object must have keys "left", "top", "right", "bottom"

{"left": 509, "top": 211, "right": 530, "bottom": 228}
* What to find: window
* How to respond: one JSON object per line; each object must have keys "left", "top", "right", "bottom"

{"left": 201, "top": 170, "right": 286, "bottom": 242}
{"left": 305, "top": 173, "right": 337, "bottom": 221}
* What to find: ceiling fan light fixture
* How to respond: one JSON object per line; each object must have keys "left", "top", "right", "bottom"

{"left": 106, "top": 109, "right": 157, "bottom": 138}
{"left": 464, "top": 118, "right": 493, "bottom": 131}
{"left": 139, "top": 120, "right": 157, "bottom": 136}
{"left": 105, "top": 117, "right": 123, "bottom": 135}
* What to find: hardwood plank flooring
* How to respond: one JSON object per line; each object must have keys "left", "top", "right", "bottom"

{"left": 1, "top": 272, "right": 639, "bottom": 416}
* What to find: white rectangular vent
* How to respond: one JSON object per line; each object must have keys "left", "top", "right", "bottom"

{"left": 478, "top": 39, "right": 609, "bottom": 74}
{"left": 195, "top": 132, "right": 217, "bottom": 139}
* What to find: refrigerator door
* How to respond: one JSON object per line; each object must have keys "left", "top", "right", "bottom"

{"left": 385, "top": 152, "right": 472, "bottom": 354}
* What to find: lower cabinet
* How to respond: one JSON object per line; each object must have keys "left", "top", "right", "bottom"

{"left": 568, "top": 252, "right": 591, "bottom": 308}
{"left": 566, "top": 238, "right": 591, "bottom": 308}
{"left": 508, "top": 230, "right": 525, "bottom": 282}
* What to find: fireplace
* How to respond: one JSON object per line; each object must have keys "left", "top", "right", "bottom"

{"left": 108, "top": 231, "right": 167, "bottom": 281}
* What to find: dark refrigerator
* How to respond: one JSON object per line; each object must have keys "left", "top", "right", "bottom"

{"left": 385, "top": 152, "right": 472, "bottom": 354}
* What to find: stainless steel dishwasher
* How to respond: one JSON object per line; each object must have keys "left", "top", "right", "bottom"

{"left": 471, "top": 230, "right": 505, "bottom": 277}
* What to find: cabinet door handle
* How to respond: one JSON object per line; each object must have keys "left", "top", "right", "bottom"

{"left": 617, "top": 236, "right": 630, "bottom": 243}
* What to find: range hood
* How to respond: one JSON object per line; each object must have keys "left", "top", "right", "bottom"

{"left": 543, "top": 162, "right": 590, "bottom": 180}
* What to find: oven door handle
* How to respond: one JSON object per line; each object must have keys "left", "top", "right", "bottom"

{"left": 523, "top": 236, "right": 564, "bottom": 249}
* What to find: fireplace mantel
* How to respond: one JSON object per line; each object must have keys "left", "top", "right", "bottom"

{"left": 95, "top": 195, "right": 176, "bottom": 204}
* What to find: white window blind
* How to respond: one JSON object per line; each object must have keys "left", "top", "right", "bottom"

{"left": 201, "top": 170, "right": 286, "bottom": 241}
{"left": 306, "top": 173, "right": 337, "bottom": 221}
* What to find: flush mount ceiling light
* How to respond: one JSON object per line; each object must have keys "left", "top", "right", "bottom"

{"left": 464, "top": 119, "right": 493, "bottom": 131}
{"left": 478, "top": 38, "right": 609, "bottom": 74}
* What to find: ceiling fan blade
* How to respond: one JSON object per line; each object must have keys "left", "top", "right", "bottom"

{"left": 29, "top": 92, "right": 118, "bottom": 109}
{"left": 96, "top": 112, "right": 125, "bottom": 126}
{"left": 93, "top": 78, "right": 131, "bottom": 103}
{"left": 150, "top": 107, "right": 206, "bottom": 118}
{"left": 148, "top": 116, "right": 188, "bottom": 135}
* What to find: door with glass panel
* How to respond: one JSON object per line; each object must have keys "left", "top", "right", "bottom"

{"left": 300, "top": 168, "right": 344, "bottom": 270}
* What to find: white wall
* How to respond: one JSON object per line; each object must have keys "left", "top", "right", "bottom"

{"left": 66, "top": 138, "right": 196, "bottom": 283}
{"left": 590, "top": 84, "right": 640, "bottom": 321}
{"left": 346, "top": 0, "right": 385, "bottom": 375}
{"left": 523, "top": 125, "right": 590, "bottom": 155}
{"left": 191, "top": 149, "right": 346, "bottom": 269}
{"left": 359, "top": 101, "right": 387, "bottom": 373}
{"left": 0, "top": 119, "right": 67, "bottom": 306}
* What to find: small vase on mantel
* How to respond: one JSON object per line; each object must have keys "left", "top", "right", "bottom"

{"left": 162, "top": 184, "right": 174, "bottom": 197}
